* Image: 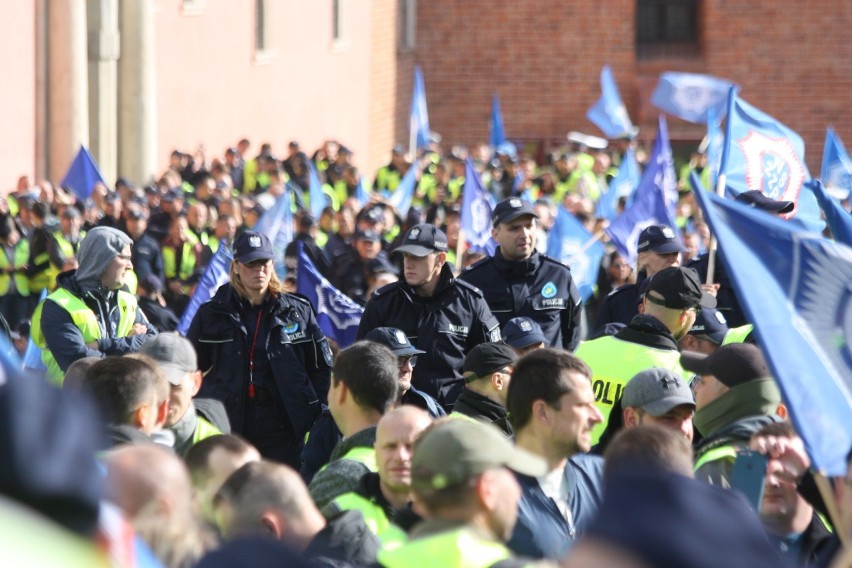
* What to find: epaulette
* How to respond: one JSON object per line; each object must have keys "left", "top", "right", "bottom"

{"left": 454, "top": 278, "right": 485, "bottom": 297}
{"left": 607, "top": 283, "right": 635, "bottom": 298}
{"left": 288, "top": 292, "right": 314, "bottom": 306}
{"left": 461, "top": 255, "right": 493, "bottom": 273}
{"left": 539, "top": 253, "right": 570, "bottom": 269}
{"left": 372, "top": 280, "right": 402, "bottom": 297}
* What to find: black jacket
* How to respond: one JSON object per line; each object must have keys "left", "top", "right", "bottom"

{"left": 304, "top": 509, "right": 380, "bottom": 567}
{"left": 452, "top": 389, "right": 513, "bottom": 437}
{"left": 459, "top": 249, "right": 582, "bottom": 351}
{"left": 138, "top": 297, "right": 179, "bottom": 332}
{"left": 591, "top": 276, "right": 646, "bottom": 333}
{"left": 357, "top": 265, "right": 501, "bottom": 408}
{"left": 131, "top": 233, "right": 165, "bottom": 283}
{"left": 187, "top": 285, "right": 332, "bottom": 441}
{"left": 687, "top": 251, "right": 748, "bottom": 328}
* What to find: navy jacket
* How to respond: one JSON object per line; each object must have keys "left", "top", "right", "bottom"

{"left": 187, "top": 285, "right": 331, "bottom": 442}
{"left": 508, "top": 454, "right": 604, "bottom": 559}
{"left": 459, "top": 249, "right": 582, "bottom": 351}
{"left": 357, "top": 265, "right": 500, "bottom": 408}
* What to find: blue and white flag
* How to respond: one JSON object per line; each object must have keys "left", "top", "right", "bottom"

{"left": 461, "top": 158, "right": 495, "bottom": 253}
{"left": 297, "top": 243, "right": 363, "bottom": 348}
{"left": 387, "top": 163, "right": 419, "bottom": 218}
{"left": 355, "top": 175, "right": 372, "bottom": 208}
{"left": 705, "top": 107, "right": 725, "bottom": 189}
{"left": 410, "top": 66, "right": 431, "bottom": 153}
{"left": 489, "top": 94, "right": 506, "bottom": 149}
{"left": 546, "top": 207, "right": 605, "bottom": 302}
{"left": 721, "top": 90, "right": 824, "bottom": 233}
{"left": 692, "top": 174, "right": 852, "bottom": 476}
{"left": 651, "top": 72, "right": 735, "bottom": 124}
{"left": 22, "top": 289, "right": 48, "bottom": 375}
{"left": 60, "top": 146, "right": 107, "bottom": 200}
{"left": 606, "top": 116, "right": 679, "bottom": 266}
{"left": 820, "top": 127, "right": 852, "bottom": 201}
{"left": 254, "top": 187, "right": 295, "bottom": 279}
{"left": 586, "top": 65, "right": 635, "bottom": 139}
{"left": 596, "top": 148, "right": 640, "bottom": 220}
{"left": 307, "top": 161, "right": 327, "bottom": 219}
{"left": 807, "top": 179, "right": 852, "bottom": 247}
{"left": 177, "top": 245, "right": 233, "bottom": 336}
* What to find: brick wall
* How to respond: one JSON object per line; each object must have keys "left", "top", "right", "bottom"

{"left": 413, "top": 0, "right": 852, "bottom": 172}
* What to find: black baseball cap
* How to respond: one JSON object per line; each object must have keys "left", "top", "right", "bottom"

{"left": 680, "top": 343, "right": 770, "bottom": 388}
{"left": 687, "top": 307, "right": 729, "bottom": 345}
{"left": 394, "top": 224, "right": 448, "bottom": 257}
{"left": 735, "top": 190, "right": 795, "bottom": 214}
{"left": 637, "top": 224, "right": 687, "bottom": 255}
{"left": 353, "top": 229, "right": 381, "bottom": 242}
{"left": 364, "top": 327, "right": 425, "bottom": 357}
{"left": 233, "top": 231, "right": 274, "bottom": 263}
{"left": 646, "top": 267, "right": 716, "bottom": 310}
{"left": 492, "top": 198, "right": 539, "bottom": 227}
{"left": 463, "top": 342, "right": 518, "bottom": 381}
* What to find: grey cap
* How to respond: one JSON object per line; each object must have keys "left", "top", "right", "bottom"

{"left": 622, "top": 368, "right": 695, "bottom": 417}
{"left": 139, "top": 333, "right": 198, "bottom": 385}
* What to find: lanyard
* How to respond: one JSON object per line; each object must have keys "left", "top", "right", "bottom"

{"left": 247, "top": 305, "right": 264, "bottom": 399}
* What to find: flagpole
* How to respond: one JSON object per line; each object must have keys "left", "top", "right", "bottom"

{"left": 814, "top": 472, "right": 850, "bottom": 550}
{"left": 705, "top": 172, "right": 726, "bottom": 285}
{"left": 566, "top": 230, "right": 607, "bottom": 264}
{"left": 455, "top": 229, "right": 466, "bottom": 274}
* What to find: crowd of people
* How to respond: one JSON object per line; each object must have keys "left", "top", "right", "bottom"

{"left": 0, "top": 136, "right": 850, "bottom": 567}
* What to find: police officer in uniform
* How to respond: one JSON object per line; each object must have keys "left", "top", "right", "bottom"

{"left": 357, "top": 223, "right": 501, "bottom": 409}
{"left": 460, "top": 198, "right": 583, "bottom": 351}
{"left": 592, "top": 224, "right": 686, "bottom": 332}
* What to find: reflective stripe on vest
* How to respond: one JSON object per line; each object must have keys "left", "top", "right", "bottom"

{"left": 722, "top": 325, "right": 753, "bottom": 345}
{"left": 694, "top": 445, "right": 738, "bottom": 471}
{"left": 318, "top": 445, "right": 377, "bottom": 475}
{"left": 162, "top": 243, "right": 196, "bottom": 281}
{"left": 192, "top": 416, "right": 223, "bottom": 446}
{"left": 329, "top": 492, "right": 407, "bottom": 549}
{"left": 377, "top": 527, "right": 513, "bottom": 568}
{"left": 31, "top": 288, "right": 138, "bottom": 385}
{"left": 53, "top": 231, "right": 86, "bottom": 260}
{"left": 0, "top": 240, "right": 30, "bottom": 296}
{"left": 575, "top": 335, "right": 690, "bottom": 445}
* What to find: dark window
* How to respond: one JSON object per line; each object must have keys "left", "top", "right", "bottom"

{"left": 636, "top": 0, "right": 699, "bottom": 59}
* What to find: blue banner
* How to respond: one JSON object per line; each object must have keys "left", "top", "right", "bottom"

{"left": 606, "top": 116, "right": 679, "bottom": 266}
{"left": 60, "top": 146, "right": 107, "bottom": 200}
{"left": 692, "top": 173, "right": 852, "bottom": 476}
{"left": 297, "top": 243, "right": 363, "bottom": 348}
{"left": 254, "top": 187, "right": 295, "bottom": 279}
{"left": 355, "top": 175, "right": 372, "bottom": 208}
{"left": 387, "top": 163, "right": 419, "bottom": 218}
{"left": 586, "top": 65, "right": 635, "bottom": 138}
{"left": 821, "top": 127, "right": 852, "bottom": 201}
{"left": 177, "top": 245, "right": 233, "bottom": 336}
{"left": 307, "top": 161, "right": 327, "bottom": 219}
{"left": 489, "top": 94, "right": 506, "bottom": 149}
{"left": 651, "top": 72, "right": 735, "bottom": 124}
{"left": 596, "top": 148, "right": 640, "bottom": 220}
{"left": 461, "top": 159, "right": 495, "bottom": 252}
{"left": 807, "top": 179, "right": 852, "bottom": 247}
{"left": 546, "top": 207, "right": 605, "bottom": 302}
{"left": 410, "top": 66, "right": 431, "bottom": 152}
{"left": 705, "top": 107, "right": 724, "bottom": 190}
{"left": 721, "top": 90, "right": 824, "bottom": 233}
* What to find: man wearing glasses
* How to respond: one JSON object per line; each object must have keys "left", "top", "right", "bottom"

{"left": 451, "top": 342, "right": 518, "bottom": 437}
{"left": 575, "top": 266, "right": 715, "bottom": 444}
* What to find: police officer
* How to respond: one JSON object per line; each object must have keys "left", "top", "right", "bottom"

{"left": 592, "top": 223, "right": 686, "bottom": 332}
{"left": 459, "top": 197, "right": 583, "bottom": 351}
{"left": 357, "top": 223, "right": 500, "bottom": 409}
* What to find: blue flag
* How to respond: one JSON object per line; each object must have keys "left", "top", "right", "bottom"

{"left": 254, "top": 187, "right": 295, "bottom": 279}
{"left": 307, "top": 161, "right": 327, "bottom": 219}
{"left": 596, "top": 148, "right": 640, "bottom": 220}
{"left": 461, "top": 159, "right": 495, "bottom": 252}
{"left": 692, "top": 175, "right": 852, "bottom": 476}
{"left": 177, "top": 245, "right": 233, "bottom": 336}
{"left": 355, "top": 175, "right": 372, "bottom": 208}
{"left": 546, "top": 207, "right": 605, "bottom": 302}
{"left": 387, "top": 163, "right": 419, "bottom": 218}
{"left": 651, "top": 72, "right": 735, "bottom": 124}
{"left": 410, "top": 66, "right": 431, "bottom": 153}
{"left": 705, "top": 107, "right": 725, "bottom": 190}
{"left": 60, "top": 146, "right": 107, "bottom": 200}
{"left": 606, "top": 116, "right": 679, "bottom": 266}
{"left": 586, "top": 65, "right": 635, "bottom": 139}
{"left": 22, "top": 289, "right": 48, "bottom": 375}
{"left": 721, "top": 90, "right": 824, "bottom": 233}
{"left": 821, "top": 127, "right": 852, "bottom": 201}
{"left": 297, "top": 243, "right": 363, "bottom": 348}
{"left": 489, "top": 94, "right": 506, "bottom": 149}
{"left": 807, "top": 180, "right": 852, "bottom": 247}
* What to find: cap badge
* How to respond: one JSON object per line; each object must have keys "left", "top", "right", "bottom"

{"left": 541, "top": 282, "right": 557, "bottom": 299}
{"left": 509, "top": 198, "right": 522, "bottom": 208}
{"left": 249, "top": 235, "right": 261, "bottom": 248}
{"left": 409, "top": 228, "right": 421, "bottom": 239}
{"left": 662, "top": 227, "right": 675, "bottom": 239}
{"left": 395, "top": 330, "right": 408, "bottom": 345}
{"left": 714, "top": 311, "right": 728, "bottom": 324}
{"left": 520, "top": 320, "right": 533, "bottom": 332}
{"left": 660, "top": 376, "right": 680, "bottom": 389}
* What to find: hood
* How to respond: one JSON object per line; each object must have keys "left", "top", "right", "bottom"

{"left": 74, "top": 227, "right": 132, "bottom": 291}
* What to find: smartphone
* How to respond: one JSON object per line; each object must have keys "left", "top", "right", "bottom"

{"left": 730, "top": 450, "right": 768, "bottom": 512}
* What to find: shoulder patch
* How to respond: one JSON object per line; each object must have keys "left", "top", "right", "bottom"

{"left": 454, "top": 278, "right": 485, "bottom": 297}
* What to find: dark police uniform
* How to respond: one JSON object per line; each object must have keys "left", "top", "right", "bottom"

{"left": 460, "top": 249, "right": 583, "bottom": 351}
{"left": 590, "top": 275, "right": 646, "bottom": 333}
{"left": 357, "top": 265, "right": 499, "bottom": 408}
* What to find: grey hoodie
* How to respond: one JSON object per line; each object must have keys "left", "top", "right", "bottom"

{"left": 74, "top": 226, "right": 132, "bottom": 291}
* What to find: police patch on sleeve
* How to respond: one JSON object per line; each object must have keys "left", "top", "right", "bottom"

{"left": 320, "top": 339, "right": 333, "bottom": 366}
{"left": 541, "top": 282, "right": 558, "bottom": 298}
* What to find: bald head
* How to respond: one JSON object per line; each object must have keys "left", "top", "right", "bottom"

{"left": 105, "top": 444, "right": 193, "bottom": 519}
{"left": 375, "top": 406, "right": 432, "bottom": 498}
